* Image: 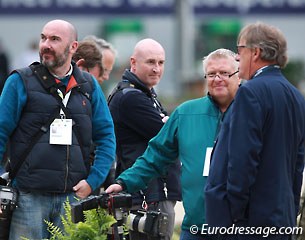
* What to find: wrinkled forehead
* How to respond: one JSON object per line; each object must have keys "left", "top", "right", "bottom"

{"left": 206, "top": 55, "right": 236, "bottom": 70}
{"left": 138, "top": 48, "right": 165, "bottom": 62}
{"left": 42, "top": 21, "right": 72, "bottom": 41}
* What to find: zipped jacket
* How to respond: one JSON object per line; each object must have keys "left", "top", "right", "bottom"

{"left": 117, "top": 96, "right": 224, "bottom": 230}
{"left": 109, "top": 69, "right": 181, "bottom": 205}
{"left": 0, "top": 62, "right": 115, "bottom": 192}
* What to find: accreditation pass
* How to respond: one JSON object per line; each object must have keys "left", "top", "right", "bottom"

{"left": 203, "top": 147, "right": 213, "bottom": 176}
{"left": 49, "top": 118, "right": 72, "bottom": 145}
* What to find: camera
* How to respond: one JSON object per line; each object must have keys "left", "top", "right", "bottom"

{"left": 127, "top": 210, "right": 168, "bottom": 238}
{"left": 0, "top": 186, "right": 17, "bottom": 219}
{"left": 70, "top": 193, "right": 169, "bottom": 239}
{"left": 0, "top": 185, "right": 18, "bottom": 240}
{"left": 71, "top": 192, "right": 132, "bottom": 223}
{"left": 71, "top": 192, "right": 132, "bottom": 240}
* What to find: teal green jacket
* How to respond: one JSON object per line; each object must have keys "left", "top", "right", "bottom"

{"left": 118, "top": 96, "right": 223, "bottom": 230}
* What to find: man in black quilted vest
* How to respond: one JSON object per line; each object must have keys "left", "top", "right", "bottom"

{"left": 0, "top": 19, "right": 115, "bottom": 240}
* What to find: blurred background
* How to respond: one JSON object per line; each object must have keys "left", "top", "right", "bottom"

{"left": 0, "top": 0, "right": 304, "bottom": 110}
{"left": 1, "top": 1, "right": 304, "bottom": 237}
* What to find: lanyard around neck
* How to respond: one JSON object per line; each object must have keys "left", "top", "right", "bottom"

{"left": 57, "top": 89, "right": 72, "bottom": 118}
{"left": 253, "top": 64, "right": 280, "bottom": 78}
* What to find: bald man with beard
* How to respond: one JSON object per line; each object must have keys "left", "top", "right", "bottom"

{"left": 0, "top": 19, "right": 115, "bottom": 239}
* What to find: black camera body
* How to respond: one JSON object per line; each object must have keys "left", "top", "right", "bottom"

{"left": 0, "top": 185, "right": 18, "bottom": 240}
{"left": 71, "top": 192, "right": 133, "bottom": 223}
{"left": 0, "top": 185, "right": 18, "bottom": 220}
{"left": 70, "top": 192, "right": 169, "bottom": 239}
{"left": 128, "top": 210, "right": 168, "bottom": 238}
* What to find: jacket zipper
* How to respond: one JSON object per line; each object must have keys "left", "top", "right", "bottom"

{"left": 64, "top": 145, "right": 70, "bottom": 192}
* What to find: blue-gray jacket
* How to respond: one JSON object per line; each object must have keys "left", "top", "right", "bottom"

{"left": 205, "top": 66, "right": 305, "bottom": 231}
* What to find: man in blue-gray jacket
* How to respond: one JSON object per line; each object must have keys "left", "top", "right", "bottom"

{"left": 0, "top": 19, "right": 115, "bottom": 240}
{"left": 205, "top": 22, "right": 305, "bottom": 240}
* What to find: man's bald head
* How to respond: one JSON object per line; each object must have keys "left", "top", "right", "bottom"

{"left": 132, "top": 38, "right": 165, "bottom": 60}
{"left": 43, "top": 19, "right": 78, "bottom": 42}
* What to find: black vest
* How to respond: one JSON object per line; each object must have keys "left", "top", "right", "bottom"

{"left": 9, "top": 63, "right": 93, "bottom": 193}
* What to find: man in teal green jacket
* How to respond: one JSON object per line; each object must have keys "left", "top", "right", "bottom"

{"left": 106, "top": 48, "right": 240, "bottom": 240}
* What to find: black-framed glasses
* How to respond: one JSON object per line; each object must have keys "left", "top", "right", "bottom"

{"left": 236, "top": 45, "right": 248, "bottom": 54}
{"left": 205, "top": 70, "right": 239, "bottom": 80}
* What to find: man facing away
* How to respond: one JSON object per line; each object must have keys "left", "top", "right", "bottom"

{"left": 106, "top": 48, "right": 241, "bottom": 240}
{"left": 107, "top": 38, "right": 182, "bottom": 240}
{"left": 205, "top": 22, "right": 305, "bottom": 240}
{"left": 73, "top": 37, "right": 117, "bottom": 190}
{"left": 0, "top": 19, "right": 116, "bottom": 240}
{"left": 83, "top": 35, "right": 117, "bottom": 83}
{"left": 72, "top": 39, "right": 104, "bottom": 83}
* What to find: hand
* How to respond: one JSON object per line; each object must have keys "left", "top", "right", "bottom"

{"left": 162, "top": 116, "right": 169, "bottom": 123}
{"left": 160, "top": 113, "right": 169, "bottom": 123}
{"left": 105, "top": 184, "right": 123, "bottom": 194}
{"left": 73, "top": 180, "right": 92, "bottom": 199}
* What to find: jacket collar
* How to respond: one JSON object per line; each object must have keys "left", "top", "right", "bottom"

{"left": 122, "top": 69, "right": 156, "bottom": 98}
{"left": 29, "top": 61, "right": 87, "bottom": 92}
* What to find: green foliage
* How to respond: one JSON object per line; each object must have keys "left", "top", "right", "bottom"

{"left": 172, "top": 224, "right": 181, "bottom": 240}
{"left": 22, "top": 199, "right": 117, "bottom": 240}
{"left": 50, "top": 199, "right": 116, "bottom": 240}
{"left": 282, "top": 59, "right": 305, "bottom": 87}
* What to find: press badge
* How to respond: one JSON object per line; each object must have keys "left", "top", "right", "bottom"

{"left": 49, "top": 118, "right": 72, "bottom": 145}
{"left": 203, "top": 147, "right": 213, "bottom": 176}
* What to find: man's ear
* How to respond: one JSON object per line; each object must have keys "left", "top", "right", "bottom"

{"left": 253, "top": 47, "right": 261, "bottom": 62}
{"left": 70, "top": 41, "right": 78, "bottom": 54}
{"left": 76, "top": 59, "right": 86, "bottom": 68}
{"left": 130, "top": 57, "right": 136, "bottom": 72}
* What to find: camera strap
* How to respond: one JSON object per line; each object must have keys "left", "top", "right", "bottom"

{"left": 107, "top": 80, "right": 133, "bottom": 105}
{"left": 9, "top": 107, "right": 60, "bottom": 180}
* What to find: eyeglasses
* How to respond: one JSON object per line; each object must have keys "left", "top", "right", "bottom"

{"left": 236, "top": 45, "right": 249, "bottom": 54}
{"left": 103, "top": 68, "right": 111, "bottom": 75}
{"left": 205, "top": 70, "right": 239, "bottom": 80}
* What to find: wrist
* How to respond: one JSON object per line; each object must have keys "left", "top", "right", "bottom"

{"left": 115, "top": 179, "right": 126, "bottom": 191}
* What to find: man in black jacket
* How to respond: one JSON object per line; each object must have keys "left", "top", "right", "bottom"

{"left": 108, "top": 38, "right": 181, "bottom": 240}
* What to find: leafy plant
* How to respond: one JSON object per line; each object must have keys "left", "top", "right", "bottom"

{"left": 21, "top": 199, "right": 117, "bottom": 240}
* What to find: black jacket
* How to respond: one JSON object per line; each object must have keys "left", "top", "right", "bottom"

{"left": 108, "top": 69, "right": 181, "bottom": 205}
